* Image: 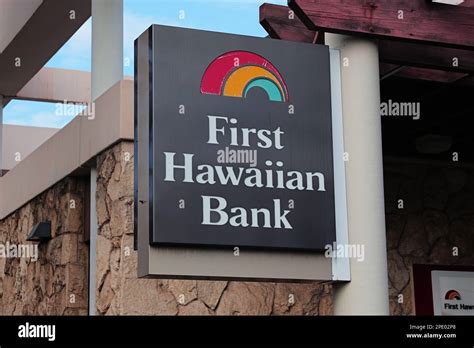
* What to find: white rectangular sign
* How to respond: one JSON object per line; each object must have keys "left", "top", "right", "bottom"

{"left": 431, "top": 271, "right": 474, "bottom": 316}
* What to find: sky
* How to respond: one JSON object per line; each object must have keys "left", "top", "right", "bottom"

{"left": 4, "top": 0, "right": 286, "bottom": 129}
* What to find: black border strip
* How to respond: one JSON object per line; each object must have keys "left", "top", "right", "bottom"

{"left": 1, "top": 316, "right": 473, "bottom": 344}
{"left": 148, "top": 26, "right": 154, "bottom": 245}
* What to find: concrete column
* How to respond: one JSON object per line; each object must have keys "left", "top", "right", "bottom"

{"left": 0, "top": 95, "right": 3, "bottom": 176}
{"left": 90, "top": 0, "right": 122, "bottom": 313}
{"left": 91, "top": 0, "right": 123, "bottom": 100}
{"left": 89, "top": 167, "right": 97, "bottom": 315}
{"left": 326, "top": 34, "right": 389, "bottom": 314}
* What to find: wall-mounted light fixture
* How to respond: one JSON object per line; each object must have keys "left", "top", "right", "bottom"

{"left": 26, "top": 221, "right": 52, "bottom": 242}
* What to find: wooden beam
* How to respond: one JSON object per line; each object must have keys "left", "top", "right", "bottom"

{"left": 394, "top": 66, "right": 469, "bottom": 83}
{"left": 261, "top": 4, "right": 474, "bottom": 73}
{"left": 452, "top": 74, "right": 474, "bottom": 87}
{"left": 260, "top": 3, "right": 474, "bottom": 83}
{"left": 379, "top": 64, "right": 404, "bottom": 80}
{"left": 259, "top": 3, "right": 316, "bottom": 43}
{"left": 378, "top": 40, "right": 474, "bottom": 73}
{"left": 380, "top": 64, "right": 473, "bottom": 85}
{"left": 289, "top": 0, "right": 474, "bottom": 49}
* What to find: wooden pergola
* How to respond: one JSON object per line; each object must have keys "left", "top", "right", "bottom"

{"left": 259, "top": 0, "right": 474, "bottom": 160}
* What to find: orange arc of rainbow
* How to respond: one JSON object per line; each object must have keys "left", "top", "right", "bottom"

{"left": 222, "top": 65, "right": 285, "bottom": 99}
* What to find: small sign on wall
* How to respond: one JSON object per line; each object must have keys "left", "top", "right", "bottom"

{"left": 413, "top": 264, "right": 474, "bottom": 315}
{"left": 432, "top": 271, "right": 474, "bottom": 315}
{"left": 135, "top": 25, "right": 348, "bottom": 281}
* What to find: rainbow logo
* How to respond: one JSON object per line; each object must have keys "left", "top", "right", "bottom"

{"left": 445, "top": 290, "right": 461, "bottom": 300}
{"left": 200, "top": 50, "right": 289, "bottom": 103}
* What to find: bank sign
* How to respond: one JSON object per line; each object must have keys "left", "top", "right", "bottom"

{"left": 135, "top": 25, "right": 341, "bottom": 254}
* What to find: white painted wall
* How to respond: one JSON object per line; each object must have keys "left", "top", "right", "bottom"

{"left": 1, "top": 124, "right": 58, "bottom": 171}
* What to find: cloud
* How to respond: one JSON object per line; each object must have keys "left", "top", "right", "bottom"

{"left": 123, "top": 11, "right": 158, "bottom": 64}
{"left": 123, "top": 10, "right": 186, "bottom": 75}
{"left": 28, "top": 112, "right": 74, "bottom": 128}
{"left": 4, "top": 102, "right": 29, "bottom": 115}
{"left": 4, "top": 103, "right": 75, "bottom": 129}
{"left": 46, "top": 18, "right": 91, "bottom": 71}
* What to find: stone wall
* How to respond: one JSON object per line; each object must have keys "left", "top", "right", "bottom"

{"left": 95, "top": 141, "right": 474, "bottom": 316}
{"left": 384, "top": 161, "right": 474, "bottom": 314}
{"left": 2, "top": 140, "right": 472, "bottom": 316}
{"left": 95, "top": 142, "right": 333, "bottom": 315}
{"left": 0, "top": 177, "right": 88, "bottom": 315}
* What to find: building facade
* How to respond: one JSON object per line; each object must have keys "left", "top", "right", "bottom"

{"left": 1, "top": 0, "right": 473, "bottom": 316}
